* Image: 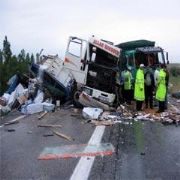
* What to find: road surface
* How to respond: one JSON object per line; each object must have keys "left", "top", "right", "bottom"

{"left": 0, "top": 107, "right": 180, "bottom": 180}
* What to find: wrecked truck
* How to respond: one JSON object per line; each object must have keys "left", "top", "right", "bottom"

{"left": 116, "top": 39, "right": 169, "bottom": 75}
{"left": 30, "top": 36, "right": 121, "bottom": 107}
{"left": 30, "top": 38, "right": 169, "bottom": 108}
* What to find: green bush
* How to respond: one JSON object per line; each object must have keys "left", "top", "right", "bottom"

{"left": 0, "top": 36, "right": 35, "bottom": 95}
{"left": 170, "top": 67, "right": 180, "bottom": 77}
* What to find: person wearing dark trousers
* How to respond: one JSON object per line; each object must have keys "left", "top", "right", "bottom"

{"left": 123, "top": 67, "right": 133, "bottom": 104}
{"left": 159, "top": 101, "right": 165, "bottom": 112}
{"left": 144, "top": 67, "right": 155, "bottom": 109}
{"left": 164, "top": 66, "right": 169, "bottom": 109}
{"left": 134, "top": 64, "right": 145, "bottom": 111}
{"left": 155, "top": 64, "right": 167, "bottom": 113}
{"left": 136, "top": 100, "right": 143, "bottom": 111}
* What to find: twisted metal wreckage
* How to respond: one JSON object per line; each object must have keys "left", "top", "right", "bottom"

{"left": 0, "top": 36, "right": 179, "bottom": 125}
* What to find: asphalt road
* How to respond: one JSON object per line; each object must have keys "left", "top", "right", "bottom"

{"left": 1, "top": 107, "right": 180, "bottom": 180}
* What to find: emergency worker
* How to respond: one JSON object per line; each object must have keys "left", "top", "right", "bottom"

{"left": 154, "top": 65, "right": 160, "bottom": 87}
{"left": 123, "top": 67, "right": 133, "bottom": 104}
{"left": 134, "top": 64, "right": 145, "bottom": 111}
{"left": 144, "top": 66, "right": 155, "bottom": 109}
{"left": 155, "top": 64, "right": 167, "bottom": 113}
{"left": 164, "top": 65, "right": 169, "bottom": 109}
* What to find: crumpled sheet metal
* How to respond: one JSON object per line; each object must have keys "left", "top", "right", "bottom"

{"left": 78, "top": 92, "right": 111, "bottom": 111}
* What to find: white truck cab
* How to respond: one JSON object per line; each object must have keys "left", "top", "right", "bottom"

{"left": 64, "top": 36, "right": 121, "bottom": 105}
{"left": 38, "top": 36, "right": 121, "bottom": 106}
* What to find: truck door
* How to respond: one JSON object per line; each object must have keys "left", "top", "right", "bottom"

{"left": 64, "top": 37, "right": 87, "bottom": 71}
{"left": 64, "top": 37, "right": 89, "bottom": 84}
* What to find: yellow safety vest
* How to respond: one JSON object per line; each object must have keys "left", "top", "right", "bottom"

{"left": 134, "top": 69, "right": 145, "bottom": 101}
{"left": 124, "top": 71, "right": 132, "bottom": 90}
{"left": 155, "top": 69, "right": 166, "bottom": 101}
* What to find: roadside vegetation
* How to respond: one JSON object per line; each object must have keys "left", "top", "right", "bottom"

{"left": 168, "top": 63, "right": 180, "bottom": 93}
{"left": 0, "top": 36, "right": 37, "bottom": 95}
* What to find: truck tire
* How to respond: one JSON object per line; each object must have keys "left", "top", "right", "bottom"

{"left": 73, "top": 91, "right": 83, "bottom": 108}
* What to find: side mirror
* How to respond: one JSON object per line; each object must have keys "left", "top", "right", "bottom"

{"left": 166, "top": 52, "right": 169, "bottom": 64}
{"left": 166, "top": 52, "right": 168, "bottom": 61}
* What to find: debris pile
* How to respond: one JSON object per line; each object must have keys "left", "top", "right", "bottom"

{"left": 0, "top": 55, "right": 74, "bottom": 116}
{"left": 82, "top": 104, "right": 180, "bottom": 126}
{"left": 0, "top": 55, "right": 179, "bottom": 127}
{"left": 172, "top": 92, "right": 180, "bottom": 99}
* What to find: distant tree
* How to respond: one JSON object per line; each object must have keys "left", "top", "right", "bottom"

{"left": 36, "top": 53, "right": 40, "bottom": 63}
{"left": 30, "top": 53, "right": 35, "bottom": 63}
{"left": 0, "top": 36, "right": 13, "bottom": 94}
{"left": 0, "top": 50, "right": 2, "bottom": 94}
{"left": 18, "top": 49, "right": 26, "bottom": 62}
{"left": 170, "top": 67, "right": 180, "bottom": 77}
{"left": 0, "top": 36, "right": 37, "bottom": 95}
{"left": 3, "top": 36, "right": 12, "bottom": 63}
{"left": 0, "top": 49, "right": 3, "bottom": 63}
{"left": 26, "top": 53, "right": 30, "bottom": 63}
{"left": 10, "top": 55, "right": 19, "bottom": 74}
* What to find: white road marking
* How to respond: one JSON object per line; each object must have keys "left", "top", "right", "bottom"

{"left": 70, "top": 125, "right": 106, "bottom": 180}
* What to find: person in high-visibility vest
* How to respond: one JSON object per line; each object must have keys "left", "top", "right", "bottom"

{"left": 134, "top": 64, "right": 145, "bottom": 111}
{"left": 155, "top": 64, "right": 167, "bottom": 113}
{"left": 123, "top": 67, "right": 133, "bottom": 104}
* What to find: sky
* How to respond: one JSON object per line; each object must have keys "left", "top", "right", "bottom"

{"left": 0, "top": 0, "right": 180, "bottom": 62}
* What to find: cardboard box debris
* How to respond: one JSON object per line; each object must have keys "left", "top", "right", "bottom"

{"left": 82, "top": 107, "right": 103, "bottom": 120}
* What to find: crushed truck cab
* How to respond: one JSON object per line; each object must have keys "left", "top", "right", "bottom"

{"left": 30, "top": 36, "right": 121, "bottom": 107}
{"left": 64, "top": 36, "right": 121, "bottom": 106}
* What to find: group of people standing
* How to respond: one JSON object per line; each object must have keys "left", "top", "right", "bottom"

{"left": 118, "top": 63, "right": 169, "bottom": 113}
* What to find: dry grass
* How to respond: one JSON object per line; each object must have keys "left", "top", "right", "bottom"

{"left": 168, "top": 63, "right": 180, "bottom": 93}
{"left": 169, "top": 76, "right": 180, "bottom": 93}
{"left": 168, "top": 63, "right": 180, "bottom": 68}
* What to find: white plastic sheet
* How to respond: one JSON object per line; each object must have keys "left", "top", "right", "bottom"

{"left": 2, "top": 93, "right": 10, "bottom": 103}
{"left": 7, "top": 84, "right": 24, "bottom": 107}
{"left": 82, "top": 107, "right": 103, "bottom": 119}
{"left": 43, "top": 102, "right": 55, "bottom": 112}
{"left": 34, "top": 90, "right": 44, "bottom": 104}
{"left": 23, "top": 103, "right": 44, "bottom": 114}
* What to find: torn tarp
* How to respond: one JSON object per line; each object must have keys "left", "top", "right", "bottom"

{"left": 21, "top": 102, "right": 55, "bottom": 114}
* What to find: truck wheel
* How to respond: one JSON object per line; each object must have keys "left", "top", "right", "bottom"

{"left": 73, "top": 91, "right": 83, "bottom": 108}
